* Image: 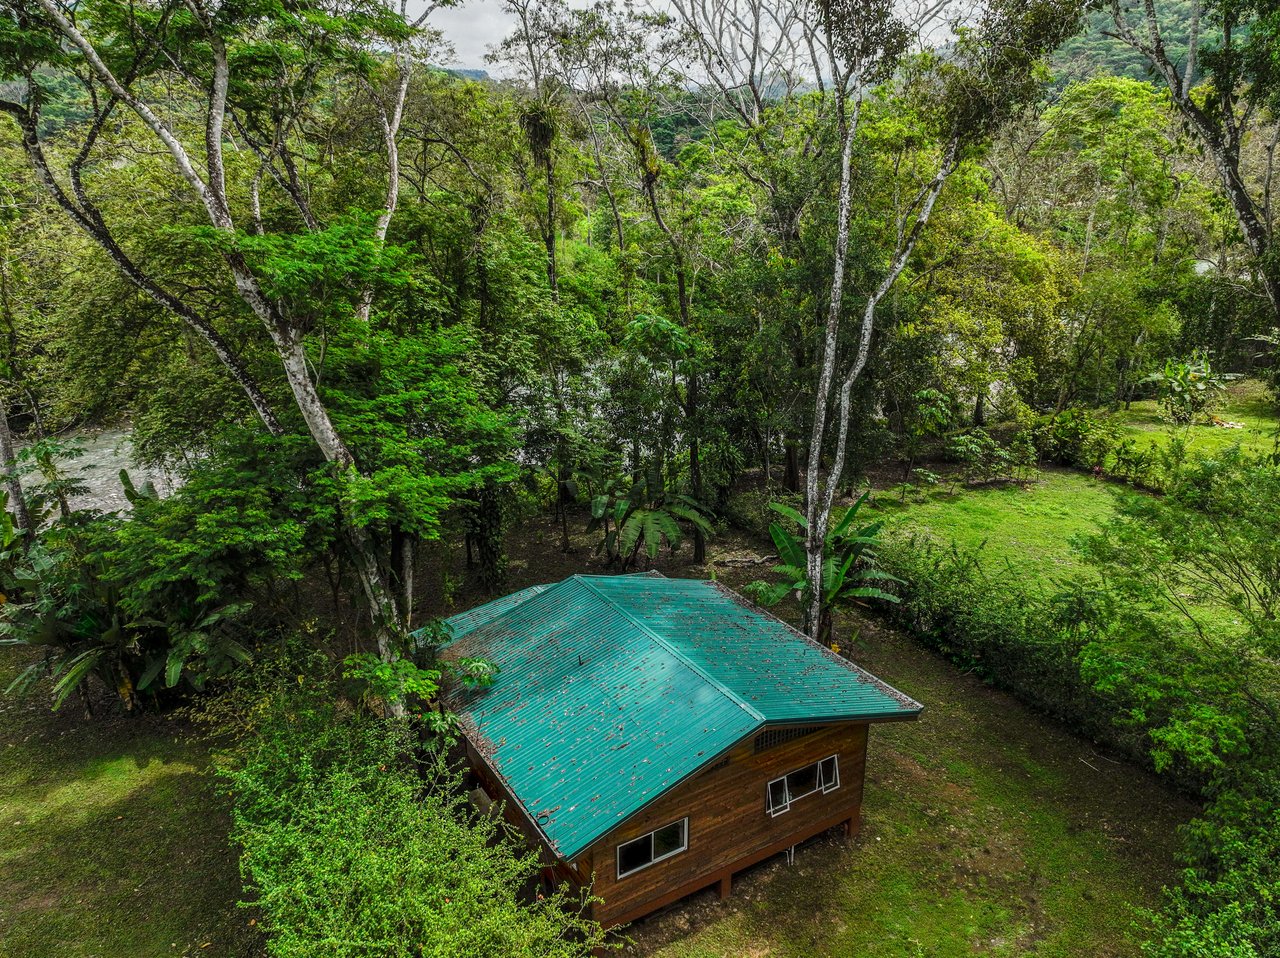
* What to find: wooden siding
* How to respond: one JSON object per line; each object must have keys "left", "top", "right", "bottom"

{"left": 577, "top": 722, "right": 870, "bottom": 927}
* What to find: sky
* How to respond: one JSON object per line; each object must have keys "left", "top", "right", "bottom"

{"left": 422, "top": 0, "right": 959, "bottom": 77}
{"left": 428, "top": 1, "right": 520, "bottom": 72}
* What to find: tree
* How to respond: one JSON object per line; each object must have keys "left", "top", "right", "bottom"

{"left": 1101, "top": 0, "right": 1280, "bottom": 315}
{"left": 799, "top": 0, "right": 1085, "bottom": 639}
{"left": 0, "top": 1, "right": 456, "bottom": 700}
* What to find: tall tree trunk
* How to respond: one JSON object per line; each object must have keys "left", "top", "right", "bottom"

{"left": 0, "top": 397, "right": 30, "bottom": 545}
{"left": 688, "top": 371, "right": 705, "bottom": 563}
{"left": 804, "top": 126, "right": 958, "bottom": 639}
{"left": 545, "top": 156, "right": 558, "bottom": 294}
{"left": 783, "top": 438, "right": 800, "bottom": 493}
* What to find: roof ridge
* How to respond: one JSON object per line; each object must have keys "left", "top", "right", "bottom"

{"left": 435, "top": 581, "right": 555, "bottom": 648}
{"left": 706, "top": 580, "right": 924, "bottom": 713}
{"left": 575, "top": 575, "right": 767, "bottom": 724}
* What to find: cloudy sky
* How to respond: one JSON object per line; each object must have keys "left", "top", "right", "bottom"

{"left": 428, "top": 1, "right": 520, "bottom": 72}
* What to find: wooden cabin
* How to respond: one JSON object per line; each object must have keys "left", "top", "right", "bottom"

{"left": 438, "top": 573, "right": 923, "bottom": 928}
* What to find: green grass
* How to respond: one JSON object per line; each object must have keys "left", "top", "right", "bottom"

{"left": 871, "top": 470, "right": 1118, "bottom": 586}
{"left": 864, "top": 382, "right": 1279, "bottom": 590}
{"left": 1104, "top": 379, "right": 1279, "bottom": 460}
{"left": 629, "top": 564, "right": 1194, "bottom": 957}
{"left": 0, "top": 508, "right": 1200, "bottom": 958}
{"left": 0, "top": 652, "right": 254, "bottom": 958}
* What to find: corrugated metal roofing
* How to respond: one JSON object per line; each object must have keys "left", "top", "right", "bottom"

{"left": 439, "top": 574, "right": 922, "bottom": 861}
{"left": 438, "top": 584, "right": 551, "bottom": 642}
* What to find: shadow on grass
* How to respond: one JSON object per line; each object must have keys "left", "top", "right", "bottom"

{"left": 624, "top": 576, "right": 1195, "bottom": 958}
{"left": 0, "top": 759, "right": 257, "bottom": 958}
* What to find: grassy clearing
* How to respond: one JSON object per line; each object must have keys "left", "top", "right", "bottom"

{"left": 0, "top": 652, "right": 253, "bottom": 958}
{"left": 0, "top": 513, "right": 1195, "bottom": 958}
{"left": 1104, "top": 379, "right": 1278, "bottom": 460}
{"left": 863, "top": 382, "right": 1278, "bottom": 590}
{"left": 869, "top": 470, "right": 1118, "bottom": 586}
{"left": 623, "top": 561, "right": 1194, "bottom": 957}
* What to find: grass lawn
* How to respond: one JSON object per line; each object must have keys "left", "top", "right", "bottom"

{"left": 1104, "top": 379, "right": 1278, "bottom": 460}
{"left": 621, "top": 558, "right": 1194, "bottom": 957}
{"left": 869, "top": 470, "right": 1118, "bottom": 586}
{"left": 0, "top": 652, "right": 255, "bottom": 958}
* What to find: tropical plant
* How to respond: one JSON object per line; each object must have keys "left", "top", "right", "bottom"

{"left": 587, "top": 464, "right": 713, "bottom": 570}
{"left": 750, "top": 493, "right": 900, "bottom": 646}
{"left": 1144, "top": 353, "right": 1230, "bottom": 425}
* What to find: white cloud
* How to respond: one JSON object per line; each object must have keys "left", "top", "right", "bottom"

{"left": 426, "top": 0, "right": 515, "bottom": 71}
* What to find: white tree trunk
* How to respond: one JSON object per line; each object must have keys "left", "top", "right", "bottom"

{"left": 804, "top": 131, "right": 959, "bottom": 640}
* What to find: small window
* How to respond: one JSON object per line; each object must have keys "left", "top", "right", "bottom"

{"left": 766, "top": 755, "right": 840, "bottom": 817}
{"left": 767, "top": 777, "right": 790, "bottom": 815}
{"left": 819, "top": 755, "right": 839, "bottom": 792}
{"left": 616, "top": 818, "right": 689, "bottom": 879}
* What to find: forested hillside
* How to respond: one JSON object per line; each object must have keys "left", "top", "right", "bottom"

{"left": 0, "top": 0, "right": 1277, "bottom": 955}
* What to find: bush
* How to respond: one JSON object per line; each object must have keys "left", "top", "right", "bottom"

{"left": 875, "top": 536, "right": 1146, "bottom": 757}
{"left": 1032, "top": 408, "right": 1121, "bottom": 470}
{"left": 209, "top": 654, "right": 608, "bottom": 958}
{"left": 723, "top": 487, "right": 801, "bottom": 540}
{"left": 1145, "top": 768, "right": 1280, "bottom": 958}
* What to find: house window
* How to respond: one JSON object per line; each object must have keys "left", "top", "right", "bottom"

{"left": 766, "top": 755, "right": 840, "bottom": 816}
{"left": 616, "top": 818, "right": 689, "bottom": 879}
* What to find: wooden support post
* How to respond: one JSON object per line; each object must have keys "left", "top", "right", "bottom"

{"left": 717, "top": 872, "right": 732, "bottom": 900}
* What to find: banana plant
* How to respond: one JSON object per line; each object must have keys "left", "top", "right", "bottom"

{"left": 1142, "top": 353, "right": 1230, "bottom": 425}
{"left": 749, "top": 491, "right": 900, "bottom": 646}
{"left": 587, "top": 463, "right": 713, "bottom": 570}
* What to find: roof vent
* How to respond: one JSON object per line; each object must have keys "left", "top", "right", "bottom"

{"left": 753, "top": 726, "right": 820, "bottom": 755}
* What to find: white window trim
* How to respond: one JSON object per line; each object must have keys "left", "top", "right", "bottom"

{"left": 766, "top": 754, "right": 841, "bottom": 817}
{"left": 616, "top": 817, "right": 689, "bottom": 879}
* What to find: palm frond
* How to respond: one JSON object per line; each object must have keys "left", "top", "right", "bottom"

{"left": 51, "top": 648, "right": 104, "bottom": 710}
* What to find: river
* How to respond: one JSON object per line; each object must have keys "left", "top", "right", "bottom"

{"left": 22, "top": 428, "right": 178, "bottom": 513}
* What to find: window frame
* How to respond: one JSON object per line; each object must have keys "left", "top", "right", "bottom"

{"left": 766, "top": 754, "right": 841, "bottom": 817}
{"left": 615, "top": 817, "right": 690, "bottom": 879}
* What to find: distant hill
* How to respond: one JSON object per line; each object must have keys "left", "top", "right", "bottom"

{"left": 1051, "top": 1, "right": 1214, "bottom": 85}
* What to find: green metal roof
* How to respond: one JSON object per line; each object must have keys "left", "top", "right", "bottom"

{"left": 439, "top": 574, "right": 922, "bottom": 861}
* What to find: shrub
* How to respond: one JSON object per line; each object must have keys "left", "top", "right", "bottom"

{"left": 942, "top": 427, "right": 1036, "bottom": 488}
{"left": 1032, "top": 408, "right": 1121, "bottom": 469}
{"left": 210, "top": 654, "right": 608, "bottom": 958}
{"left": 1143, "top": 354, "right": 1230, "bottom": 426}
{"left": 1144, "top": 768, "right": 1280, "bottom": 958}
{"left": 875, "top": 536, "right": 1144, "bottom": 755}
{"left": 723, "top": 488, "right": 801, "bottom": 540}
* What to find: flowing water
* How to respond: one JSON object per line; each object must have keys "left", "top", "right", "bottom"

{"left": 21, "top": 427, "right": 177, "bottom": 513}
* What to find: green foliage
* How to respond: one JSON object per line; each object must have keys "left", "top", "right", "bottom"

{"left": 879, "top": 450, "right": 1280, "bottom": 958}
{"left": 209, "top": 654, "right": 607, "bottom": 958}
{"left": 943, "top": 428, "right": 1030, "bottom": 486}
{"left": 1145, "top": 769, "right": 1280, "bottom": 958}
{"left": 1033, "top": 407, "right": 1123, "bottom": 470}
{"left": 586, "top": 462, "right": 713, "bottom": 569}
{"left": 0, "top": 432, "right": 333, "bottom": 709}
{"left": 751, "top": 493, "right": 900, "bottom": 645}
{"left": 1144, "top": 354, "right": 1231, "bottom": 426}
